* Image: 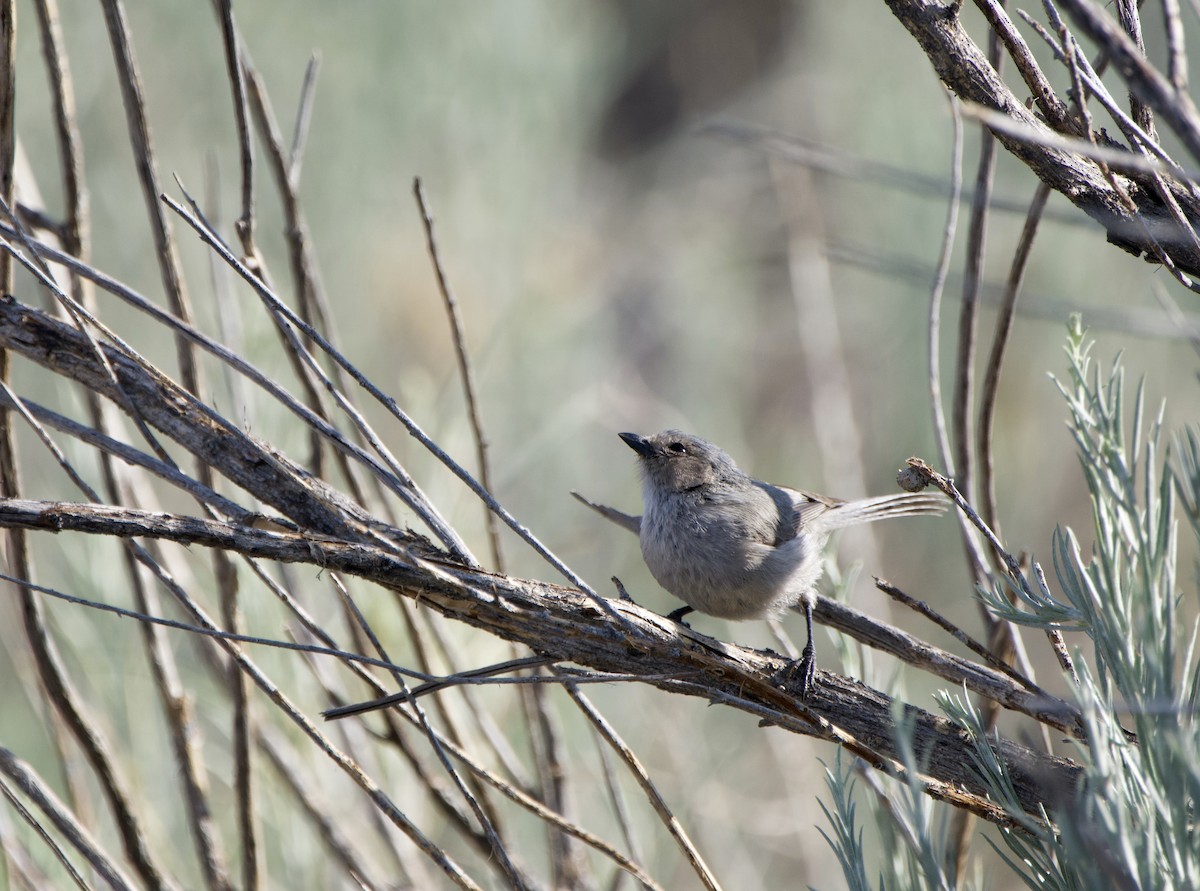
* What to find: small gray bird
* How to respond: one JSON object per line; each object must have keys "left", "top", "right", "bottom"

{"left": 619, "top": 430, "right": 945, "bottom": 696}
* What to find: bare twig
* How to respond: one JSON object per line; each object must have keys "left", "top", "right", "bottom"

{"left": 1113, "top": 0, "right": 1154, "bottom": 137}
{"left": 973, "top": 0, "right": 1072, "bottom": 129}
{"left": 1056, "top": 0, "right": 1200, "bottom": 159}
{"left": 30, "top": 0, "right": 88, "bottom": 270}
{"left": 97, "top": 0, "right": 198, "bottom": 388}
{"left": 874, "top": 577, "right": 1044, "bottom": 694}
{"left": 927, "top": 96, "right": 990, "bottom": 591}
{"left": 883, "top": 0, "right": 1200, "bottom": 275}
{"left": 978, "top": 182, "right": 1051, "bottom": 536}
{"left": 289, "top": 54, "right": 320, "bottom": 183}
{"left": 1163, "top": 0, "right": 1188, "bottom": 94}
{"left": 953, "top": 34, "right": 1002, "bottom": 518}
{"left": 563, "top": 683, "right": 723, "bottom": 891}
{"left": 0, "top": 750, "right": 138, "bottom": 891}
{"left": 929, "top": 94, "right": 963, "bottom": 481}
{"left": 213, "top": 0, "right": 255, "bottom": 252}
{"left": 413, "top": 178, "right": 504, "bottom": 571}
{"left": 903, "top": 458, "right": 1038, "bottom": 605}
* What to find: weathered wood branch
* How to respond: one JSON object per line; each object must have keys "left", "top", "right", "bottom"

{"left": 0, "top": 293, "right": 1090, "bottom": 832}
{"left": 0, "top": 294, "right": 401, "bottom": 543}
{"left": 0, "top": 495, "right": 1082, "bottom": 830}
{"left": 884, "top": 0, "right": 1200, "bottom": 275}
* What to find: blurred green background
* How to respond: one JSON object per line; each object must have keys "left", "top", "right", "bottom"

{"left": 5, "top": 1, "right": 1200, "bottom": 888}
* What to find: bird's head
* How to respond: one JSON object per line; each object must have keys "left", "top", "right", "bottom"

{"left": 619, "top": 430, "right": 744, "bottom": 494}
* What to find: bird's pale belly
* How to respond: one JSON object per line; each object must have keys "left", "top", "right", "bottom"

{"left": 640, "top": 528, "right": 801, "bottom": 620}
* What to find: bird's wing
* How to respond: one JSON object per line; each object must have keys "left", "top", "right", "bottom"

{"left": 756, "top": 483, "right": 845, "bottom": 543}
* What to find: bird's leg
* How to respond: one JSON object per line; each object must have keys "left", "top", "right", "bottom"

{"left": 665, "top": 605, "right": 694, "bottom": 626}
{"left": 773, "top": 600, "right": 817, "bottom": 697}
{"left": 794, "top": 599, "right": 817, "bottom": 698}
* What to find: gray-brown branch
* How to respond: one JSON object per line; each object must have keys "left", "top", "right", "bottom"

{"left": 0, "top": 294, "right": 1087, "bottom": 831}
{"left": 0, "top": 294, "right": 403, "bottom": 544}
{"left": 884, "top": 0, "right": 1200, "bottom": 275}
{"left": 0, "top": 496, "right": 1081, "bottom": 830}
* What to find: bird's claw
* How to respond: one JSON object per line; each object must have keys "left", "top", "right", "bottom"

{"left": 774, "top": 644, "right": 817, "bottom": 699}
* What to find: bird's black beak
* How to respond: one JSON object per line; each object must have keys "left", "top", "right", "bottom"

{"left": 619, "top": 431, "right": 656, "bottom": 458}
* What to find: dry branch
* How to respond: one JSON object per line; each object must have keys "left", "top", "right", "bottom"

{"left": 884, "top": 0, "right": 1200, "bottom": 275}
{"left": 0, "top": 493, "right": 1081, "bottom": 830}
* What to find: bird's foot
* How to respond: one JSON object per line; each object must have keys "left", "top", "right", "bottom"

{"left": 665, "top": 605, "right": 693, "bottom": 628}
{"left": 775, "top": 644, "right": 817, "bottom": 699}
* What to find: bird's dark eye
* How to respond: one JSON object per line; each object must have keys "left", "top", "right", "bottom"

{"left": 668, "top": 441, "right": 686, "bottom": 454}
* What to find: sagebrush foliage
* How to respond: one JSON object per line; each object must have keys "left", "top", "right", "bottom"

{"left": 822, "top": 318, "right": 1200, "bottom": 890}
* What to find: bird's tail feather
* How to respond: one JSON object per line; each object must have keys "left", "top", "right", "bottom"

{"left": 815, "top": 493, "right": 946, "bottom": 531}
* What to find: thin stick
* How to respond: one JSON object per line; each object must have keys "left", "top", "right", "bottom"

{"left": 1034, "top": 562, "right": 1079, "bottom": 683}
{"left": 1163, "top": 0, "right": 1188, "bottom": 93}
{"left": 953, "top": 28, "right": 1003, "bottom": 513}
{"left": 563, "top": 683, "right": 724, "bottom": 891}
{"left": 930, "top": 93, "right": 964, "bottom": 479}
{"left": 1, "top": 779, "right": 90, "bottom": 891}
{"left": 30, "top": 0, "right": 89, "bottom": 269}
{"left": 874, "top": 577, "right": 1044, "bottom": 693}
{"left": 978, "top": 182, "right": 1051, "bottom": 536}
{"left": 0, "top": 752, "right": 137, "bottom": 890}
{"left": 214, "top": 0, "right": 255, "bottom": 250}
{"left": 97, "top": 0, "right": 199, "bottom": 389}
{"left": 413, "top": 178, "right": 504, "bottom": 571}
{"left": 0, "top": 0, "right": 12, "bottom": 294}
{"left": 1113, "top": 0, "right": 1154, "bottom": 136}
{"left": 929, "top": 97, "right": 990, "bottom": 584}
{"left": 325, "top": 657, "right": 562, "bottom": 718}
{"left": 289, "top": 53, "right": 321, "bottom": 186}
{"left": 903, "top": 458, "right": 1037, "bottom": 604}
{"left": 973, "top": 0, "right": 1072, "bottom": 129}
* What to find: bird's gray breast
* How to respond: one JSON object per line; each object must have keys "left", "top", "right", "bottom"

{"left": 638, "top": 485, "right": 812, "bottom": 620}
